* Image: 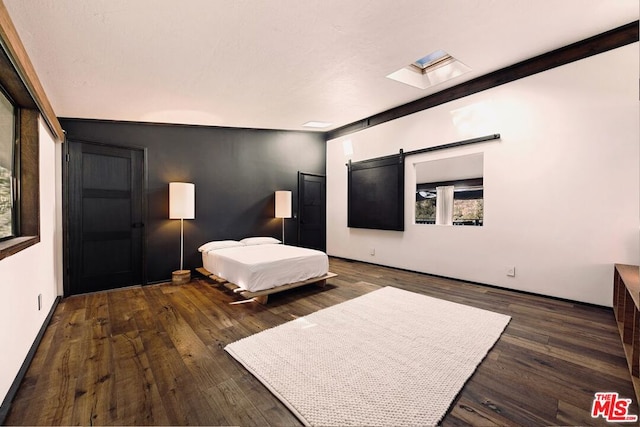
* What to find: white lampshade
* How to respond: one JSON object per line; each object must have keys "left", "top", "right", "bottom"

{"left": 275, "top": 190, "right": 292, "bottom": 219}
{"left": 169, "top": 182, "right": 195, "bottom": 219}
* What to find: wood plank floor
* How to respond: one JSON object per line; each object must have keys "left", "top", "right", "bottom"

{"left": 5, "top": 258, "right": 637, "bottom": 426}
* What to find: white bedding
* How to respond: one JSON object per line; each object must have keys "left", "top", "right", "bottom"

{"left": 202, "top": 243, "right": 329, "bottom": 292}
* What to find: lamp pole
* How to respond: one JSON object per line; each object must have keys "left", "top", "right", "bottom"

{"left": 282, "top": 217, "right": 285, "bottom": 244}
{"left": 180, "top": 217, "right": 184, "bottom": 271}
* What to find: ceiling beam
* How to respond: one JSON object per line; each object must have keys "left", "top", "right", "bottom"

{"left": 327, "top": 21, "right": 639, "bottom": 141}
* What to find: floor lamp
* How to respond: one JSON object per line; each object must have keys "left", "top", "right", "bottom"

{"left": 170, "top": 182, "right": 195, "bottom": 284}
{"left": 275, "top": 190, "right": 291, "bottom": 244}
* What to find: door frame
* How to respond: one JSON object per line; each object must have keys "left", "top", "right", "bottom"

{"left": 297, "top": 171, "right": 326, "bottom": 251}
{"left": 62, "top": 139, "right": 148, "bottom": 297}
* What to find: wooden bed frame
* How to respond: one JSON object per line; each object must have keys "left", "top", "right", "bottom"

{"left": 195, "top": 267, "right": 337, "bottom": 304}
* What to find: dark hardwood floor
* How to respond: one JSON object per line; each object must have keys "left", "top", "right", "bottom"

{"left": 4, "top": 258, "right": 636, "bottom": 426}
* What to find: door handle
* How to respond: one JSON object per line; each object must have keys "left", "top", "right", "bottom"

{"left": 131, "top": 222, "right": 145, "bottom": 228}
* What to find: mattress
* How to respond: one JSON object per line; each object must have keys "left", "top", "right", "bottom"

{"left": 202, "top": 244, "right": 329, "bottom": 292}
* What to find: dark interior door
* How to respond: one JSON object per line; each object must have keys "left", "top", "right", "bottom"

{"left": 298, "top": 172, "right": 326, "bottom": 251}
{"left": 67, "top": 140, "right": 145, "bottom": 295}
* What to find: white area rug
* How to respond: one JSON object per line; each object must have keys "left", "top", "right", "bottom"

{"left": 225, "top": 286, "right": 511, "bottom": 426}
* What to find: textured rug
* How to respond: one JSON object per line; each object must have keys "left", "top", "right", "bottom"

{"left": 225, "top": 286, "right": 511, "bottom": 426}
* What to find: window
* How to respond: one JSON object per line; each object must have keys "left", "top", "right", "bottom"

{"left": 0, "top": 7, "right": 64, "bottom": 260}
{"left": 0, "top": 88, "right": 16, "bottom": 240}
{"left": 414, "top": 152, "right": 484, "bottom": 226}
{"left": 0, "top": 41, "right": 49, "bottom": 260}
{"left": 416, "top": 190, "right": 436, "bottom": 224}
{"left": 416, "top": 178, "right": 483, "bottom": 226}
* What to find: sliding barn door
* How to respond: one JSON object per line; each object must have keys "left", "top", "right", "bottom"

{"left": 66, "top": 140, "right": 145, "bottom": 295}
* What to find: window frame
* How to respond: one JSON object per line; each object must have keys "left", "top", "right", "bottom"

{"left": 0, "top": 48, "right": 41, "bottom": 260}
{"left": 0, "top": 0, "right": 65, "bottom": 260}
{"left": 0, "top": 87, "right": 17, "bottom": 242}
{"left": 0, "top": 108, "right": 39, "bottom": 260}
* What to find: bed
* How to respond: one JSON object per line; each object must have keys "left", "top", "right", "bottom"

{"left": 196, "top": 237, "right": 336, "bottom": 303}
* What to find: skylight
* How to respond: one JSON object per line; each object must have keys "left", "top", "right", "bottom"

{"left": 411, "top": 50, "right": 450, "bottom": 70}
{"left": 303, "top": 121, "right": 332, "bottom": 129}
{"left": 387, "top": 50, "right": 470, "bottom": 90}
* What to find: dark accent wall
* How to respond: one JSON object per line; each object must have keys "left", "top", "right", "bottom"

{"left": 61, "top": 118, "right": 326, "bottom": 283}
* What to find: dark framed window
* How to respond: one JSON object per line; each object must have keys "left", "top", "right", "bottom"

{"left": 0, "top": 5, "right": 65, "bottom": 260}
{"left": 0, "top": 45, "right": 42, "bottom": 260}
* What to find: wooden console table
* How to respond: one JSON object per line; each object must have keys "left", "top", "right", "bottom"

{"left": 613, "top": 263, "right": 640, "bottom": 405}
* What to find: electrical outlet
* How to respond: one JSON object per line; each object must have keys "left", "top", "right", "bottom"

{"left": 506, "top": 267, "right": 516, "bottom": 277}
{"left": 370, "top": 248, "right": 375, "bottom": 256}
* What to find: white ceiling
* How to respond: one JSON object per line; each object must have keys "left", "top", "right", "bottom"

{"left": 3, "top": 0, "right": 638, "bottom": 132}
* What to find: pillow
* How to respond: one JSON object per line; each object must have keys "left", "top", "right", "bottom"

{"left": 240, "top": 236, "right": 281, "bottom": 246}
{"left": 198, "top": 240, "right": 244, "bottom": 252}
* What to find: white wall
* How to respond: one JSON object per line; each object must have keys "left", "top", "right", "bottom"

{"left": 327, "top": 43, "right": 639, "bottom": 307}
{"left": 0, "top": 117, "right": 62, "bottom": 402}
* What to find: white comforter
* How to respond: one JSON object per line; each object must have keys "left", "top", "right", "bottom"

{"left": 202, "top": 244, "right": 329, "bottom": 292}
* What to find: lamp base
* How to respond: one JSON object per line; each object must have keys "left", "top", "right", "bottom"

{"left": 172, "top": 269, "right": 191, "bottom": 285}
